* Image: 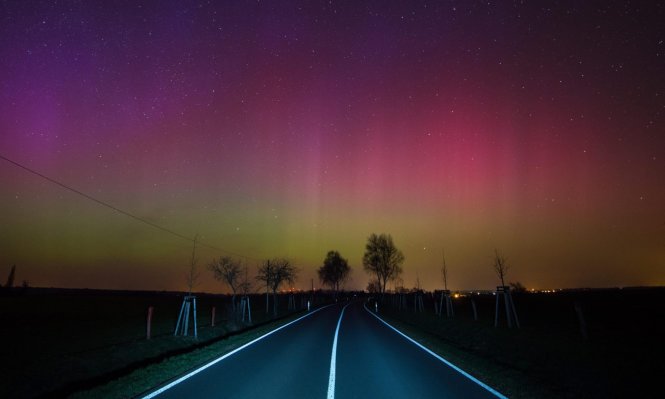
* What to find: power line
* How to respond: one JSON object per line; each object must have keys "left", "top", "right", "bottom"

{"left": 0, "top": 153, "right": 258, "bottom": 261}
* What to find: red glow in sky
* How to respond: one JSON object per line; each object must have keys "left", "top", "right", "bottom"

{"left": 1, "top": 1, "right": 664, "bottom": 291}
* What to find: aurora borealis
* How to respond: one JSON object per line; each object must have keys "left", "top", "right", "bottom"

{"left": 1, "top": 1, "right": 663, "bottom": 292}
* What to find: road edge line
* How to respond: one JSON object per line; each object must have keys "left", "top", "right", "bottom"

{"left": 363, "top": 302, "right": 507, "bottom": 399}
{"left": 142, "top": 305, "right": 333, "bottom": 399}
{"left": 327, "top": 303, "right": 350, "bottom": 399}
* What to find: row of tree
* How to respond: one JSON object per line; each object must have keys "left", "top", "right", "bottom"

{"left": 207, "top": 256, "right": 297, "bottom": 317}
{"left": 203, "top": 232, "right": 519, "bottom": 312}
{"left": 316, "top": 233, "right": 407, "bottom": 297}
{"left": 202, "top": 233, "right": 405, "bottom": 315}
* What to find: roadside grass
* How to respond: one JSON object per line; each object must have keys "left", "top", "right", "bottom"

{"left": 69, "top": 310, "right": 315, "bottom": 399}
{"left": 0, "top": 289, "right": 320, "bottom": 398}
{"left": 375, "top": 288, "right": 665, "bottom": 398}
{"left": 375, "top": 307, "right": 561, "bottom": 399}
{"left": 4, "top": 288, "right": 662, "bottom": 398}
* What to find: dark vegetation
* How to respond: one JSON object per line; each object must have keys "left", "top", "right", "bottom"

{"left": 0, "top": 287, "right": 325, "bottom": 398}
{"left": 256, "top": 258, "right": 299, "bottom": 316}
{"left": 3, "top": 240, "right": 661, "bottom": 398}
{"left": 362, "top": 233, "right": 404, "bottom": 295}
{"left": 317, "top": 250, "right": 351, "bottom": 298}
{"left": 376, "top": 287, "right": 665, "bottom": 398}
{"left": 208, "top": 256, "right": 249, "bottom": 314}
{"left": 3, "top": 285, "right": 662, "bottom": 398}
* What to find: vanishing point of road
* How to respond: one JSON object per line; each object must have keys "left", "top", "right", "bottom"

{"left": 143, "top": 301, "right": 506, "bottom": 399}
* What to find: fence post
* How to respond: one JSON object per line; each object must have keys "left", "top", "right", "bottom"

{"left": 211, "top": 306, "right": 216, "bottom": 327}
{"left": 193, "top": 298, "right": 198, "bottom": 339}
{"left": 146, "top": 306, "right": 153, "bottom": 340}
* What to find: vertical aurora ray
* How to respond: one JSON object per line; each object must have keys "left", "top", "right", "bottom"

{"left": 0, "top": 1, "right": 663, "bottom": 291}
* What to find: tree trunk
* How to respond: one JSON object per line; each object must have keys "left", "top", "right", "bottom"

{"left": 265, "top": 286, "right": 269, "bottom": 313}
{"left": 380, "top": 276, "right": 388, "bottom": 301}
{"left": 272, "top": 291, "right": 278, "bottom": 316}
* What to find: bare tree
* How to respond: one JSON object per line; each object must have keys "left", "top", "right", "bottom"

{"left": 186, "top": 236, "right": 200, "bottom": 295}
{"left": 493, "top": 249, "right": 509, "bottom": 288}
{"left": 318, "top": 250, "right": 351, "bottom": 299}
{"left": 441, "top": 250, "right": 449, "bottom": 291}
{"left": 256, "top": 258, "right": 298, "bottom": 316}
{"left": 208, "top": 256, "right": 243, "bottom": 312}
{"left": 238, "top": 265, "right": 253, "bottom": 295}
{"left": 362, "top": 233, "right": 404, "bottom": 296}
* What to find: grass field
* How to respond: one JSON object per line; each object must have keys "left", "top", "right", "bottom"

{"left": 70, "top": 310, "right": 321, "bottom": 399}
{"left": 2, "top": 287, "right": 663, "bottom": 398}
{"left": 0, "top": 288, "right": 320, "bottom": 398}
{"left": 377, "top": 287, "right": 665, "bottom": 398}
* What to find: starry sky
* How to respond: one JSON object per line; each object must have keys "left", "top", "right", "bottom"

{"left": 1, "top": 1, "right": 663, "bottom": 292}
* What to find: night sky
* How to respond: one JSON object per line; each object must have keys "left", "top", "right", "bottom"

{"left": 1, "top": 1, "right": 663, "bottom": 292}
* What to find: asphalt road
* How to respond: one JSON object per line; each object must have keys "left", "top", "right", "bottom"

{"left": 145, "top": 301, "right": 504, "bottom": 399}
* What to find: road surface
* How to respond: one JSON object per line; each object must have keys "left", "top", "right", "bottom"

{"left": 144, "top": 301, "right": 505, "bottom": 399}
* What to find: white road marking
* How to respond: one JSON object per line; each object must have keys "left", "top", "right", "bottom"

{"left": 142, "top": 305, "right": 333, "bottom": 399}
{"left": 363, "top": 303, "right": 508, "bottom": 399}
{"left": 327, "top": 303, "right": 350, "bottom": 399}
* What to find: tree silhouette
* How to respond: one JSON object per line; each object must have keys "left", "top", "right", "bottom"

{"left": 238, "top": 265, "right": 253, "bottom": 295}
{"left": 318, "top": 250, "right": 351, "bottom": 299}
{"left": 362, "top": 233, "right": 404, "bottom": 295}
{"left": 493, "top": 249, "right": 509, "bottom": 287}
{"left": 441, "top": 250, "right": 449, "bottom": 291}
{"left": 208, "top": 256, "right": 243, "bottom": 312}
{"left": 256, "top": 258, "right": 298, "bottom": 316}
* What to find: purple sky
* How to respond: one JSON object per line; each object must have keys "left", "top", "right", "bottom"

{"left": 1, "top": 1, "right": 664, "bottom": 292}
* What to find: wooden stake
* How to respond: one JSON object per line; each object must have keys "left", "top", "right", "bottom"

{"left": 192, "top": 298, "right": 198, "bottom": 338}
{"left": 246, "top": 296, "right": 252, "bottom": 323}
{"left": 146, "top": 306, "right": 153, "bottom": 340}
